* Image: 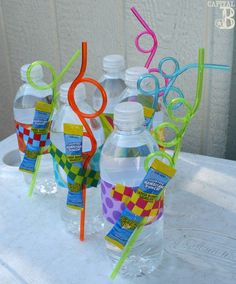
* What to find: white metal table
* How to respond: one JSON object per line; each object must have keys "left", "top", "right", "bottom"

{"left": 0, "top": 134, "right": 236, "bottom": 284}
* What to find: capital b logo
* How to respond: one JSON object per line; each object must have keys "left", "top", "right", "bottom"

{"left": 215, "top": 7, "right": 235, "bottom": 29}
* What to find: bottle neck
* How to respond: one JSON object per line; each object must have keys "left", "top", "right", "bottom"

{"left": 125, "top": 78, "right": 139, "bottom": 90}
{"left": 60, "top": 98, "right": 86, "bottom": 106}
{"left": 103, "top": 70, "right": 124, "bottom": 79}
{"left": 22, "top": 78, "right": 42, "bottom": 84}
{"left": 114, "top": 124, "right": 145, "bottom": 135}
{"left": 126, "top": 84, "right": 137, "bottom": 90}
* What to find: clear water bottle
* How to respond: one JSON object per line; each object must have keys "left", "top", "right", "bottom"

{"left": 51, "top": 82, "right": 104, "bottom": 235}
{"left": 100, "top": 102, "right": 163, "bottom": 277}
{"left": 13, "top": 64, "right": 56, "bottom": 195}
{"left": 93, "top": 55, "right": 126, "bottom": 133}
{"left": 120, "top": 66, "right": 148, "bottom": 103}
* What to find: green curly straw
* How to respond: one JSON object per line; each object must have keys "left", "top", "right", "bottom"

{"left": 26, "top": 49, "right": 81, "bottom": 197}
{"left": 110, "top": 48, "right": 205, "bottom": 280}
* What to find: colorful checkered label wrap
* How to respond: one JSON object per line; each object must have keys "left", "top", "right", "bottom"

{"left": 110, "top": 184, "right": 133, "bottom": 205}
{"left": 111, "top": 184, "right": 164, "bottom": 217}
{"left": 16, "top": 124, "right": 51, "bottom": 148}
{"left": 105, "top": 159, "right": 176, "bottom": 249}
{"left": 19, "top": 102, "right": 52, "bottom": 173}
{"left": 48, "top": 143, "right": 100, "bottom": 188}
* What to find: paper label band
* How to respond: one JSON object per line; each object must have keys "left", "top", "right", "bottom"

{"left": 105, "top": 159, "right": 176, "bottom": 249}
{"left": 15, "top": 121, "right": 32, "bottom": 153}
{"left": 48, "top": 143, "right": 100, "bottom": 188}
{"left": 16, "top": 124, "right": 51, "bottom": 148}
{"left": 19, "top": 102, "right": 52, "bottom": 173}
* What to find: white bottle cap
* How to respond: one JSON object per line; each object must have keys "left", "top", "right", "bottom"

{"left": 60, "top": 82, "right": 86, "bottom": 104}
{"left": 114, "top": 102, "right": 144, "bottom": 130}
{"left": 21, "top": 64, "right": 44, "bottom": 82}
{"left": 103, "top": 55, "right": 125, "bottom": 73}
{"left": 125, "top": 66, "right": 148, "bottom": 88}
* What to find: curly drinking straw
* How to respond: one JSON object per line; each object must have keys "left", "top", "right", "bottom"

{"left": 68, "top": 42, "right": 107, "bottom": 241}
{"left": 131, "top": 6, "right": 170, "bottom": 104}
{"left": 110, "top": 48, "right": 205, "bottom": 280}
{"left": 137, "top": 58, "right": 229, "bottom": 115}
{"left": 26, "top": 49, "right": 81, "bottom": 197}
{"left": 110, "top": 48, "right": 229, "bottom": 279}
{"left": 131, "top": 6, "right": 158, "bottom": 69}
{"left": 157, "top": 56, "right": 229, "bottom": 109}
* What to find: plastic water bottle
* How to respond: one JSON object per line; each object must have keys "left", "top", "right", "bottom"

{"left": 100, "top": 102, "right": 163, "bottom": 277}
{"left": 13, "top": 64, "right": 56, "bottom": 195}
{"left": 93, "top": 55, "right": 126, "bottom": 131}
{"left": 120, "top": 66, "right": 148, "bottom": 103}
{"left": 51, "top": 82, "right": 104, "bottom": 235}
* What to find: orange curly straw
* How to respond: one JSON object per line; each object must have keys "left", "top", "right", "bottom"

{"left": 68, "top": 42, "right": 107, "bottom": 241}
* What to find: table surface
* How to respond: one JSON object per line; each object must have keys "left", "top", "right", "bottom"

{"left": 0, "top": 134, "right": 236, "bottom": 284}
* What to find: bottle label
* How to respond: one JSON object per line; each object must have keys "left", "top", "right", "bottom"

{"left": 64, "top": 123, "right": 84, "bottom": 210}
{"left": 101, "top": 179, "right": 136, "bottom": 224}
{"left": 104, "top": 159, "right": 176, "bottom": 249}
{"left": 48, "top": 143, "right": 100, "bottom": 188}
{"left": 15, "top": 121, "right": 32, "bottom": 153}
{"left": 19, "top": 102, "right": 52, "bottom": 173}
{"left": 53, "top": 159, "right": 67, "bottom": 188}
{"left": 16, "top": 123, "right": 51, "bottom": 152}
{"left": 53, "top": 145, "right": 102, "bottom": 189}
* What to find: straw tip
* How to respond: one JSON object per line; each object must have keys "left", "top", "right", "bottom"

{"left": 198, "top": 48, "right": 205, "bottom": 54}
{"left": 110, "top": 272, "right": 116, "bottom": 280}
